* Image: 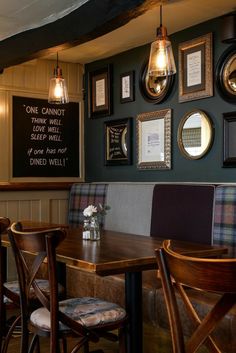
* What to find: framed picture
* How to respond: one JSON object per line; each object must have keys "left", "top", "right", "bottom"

{"left": 223, "top": 112, "right": 236, "bottom": 167}
{"left": 137, "top": 109, "right": 171, "bottom": 170}
{"left": 89, "top": 64, "right": 112, "bottom": 118}
{"left": 120, "top": 71, "right": 135, "bottom": 103}
{"left": 178, "top": 33, "right": 213, "bottom": 103}
{"left": 104, "top": 118, "right": 132, "bottom": 166}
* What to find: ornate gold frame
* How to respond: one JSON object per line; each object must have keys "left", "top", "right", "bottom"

{"left": 137, "top": 109, "right": 171, "bottom": 170}
{"left": 179, "top": 33, "right": 213, "bottom": 102}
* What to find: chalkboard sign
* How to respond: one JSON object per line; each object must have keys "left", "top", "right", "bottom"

{"left": 13, "top": 96, "right": 80, "bottom": 177}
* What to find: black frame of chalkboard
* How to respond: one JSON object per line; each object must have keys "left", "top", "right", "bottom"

{"left": 104, "top": 118, "right": 132, "bottom": 166}
{"left": 12, "top": 95, "right": 81, "bottom": 179}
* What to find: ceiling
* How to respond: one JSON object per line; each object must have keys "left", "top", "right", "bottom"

{"left": 0, "top": 0, "right": 235, "bottom": 65}
{"left": 47, "top": 0, "right": 236, "bottom": 64}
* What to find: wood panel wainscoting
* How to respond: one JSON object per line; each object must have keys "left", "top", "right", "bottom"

{"left": 0, "top": 189, "right": 69, "bottom": 280}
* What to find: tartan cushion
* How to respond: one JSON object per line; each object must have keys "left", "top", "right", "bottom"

{"left": 213, "top": 186, "right": 236, "bottom": 257}
{"left": 68, "top": 183, "right": 108, "bottom": 228}
{"left": 30, "top": 297, "right": 126, "bottom": 329}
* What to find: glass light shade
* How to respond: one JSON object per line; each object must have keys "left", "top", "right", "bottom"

{"left": 48, "top": 67, "right": 69, "bottom": 104}
{"left": 148, "top": 26, "right": 176, "bottom": 77}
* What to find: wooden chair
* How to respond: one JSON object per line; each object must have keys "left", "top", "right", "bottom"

{"left": 156, "top": 239, "right": 236, "bottom": 353}
{"left": 0, "top": 218, "right": 65, "bottom": 353}
{"left": 8, "top": 222, "right": 128, "bottom": 353}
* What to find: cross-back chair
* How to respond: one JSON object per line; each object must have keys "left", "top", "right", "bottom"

{"left": 8, "top": 222, "right": 127, "bottom": 353}
{"left": 156, "top": 239, "right": 236, "bottom": 353}
{"left": 0, "top": 218, "right": 65, "bottom": 353}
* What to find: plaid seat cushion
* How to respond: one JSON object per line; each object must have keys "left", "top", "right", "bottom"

{"left": 213, "top": 186, "right": 236, "bottom": 257}
{"left": 68, "top": 183, "right": 108, "bottom": 228}
{"left": 30, "top": 297, "right": 126, "bottom": 329}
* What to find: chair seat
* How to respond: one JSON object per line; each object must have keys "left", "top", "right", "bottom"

{"left": 4, "top": 279, "right": 64, "bottom": 301}
{"left": 30, "top": 297, "right": 126, "bottom": 330}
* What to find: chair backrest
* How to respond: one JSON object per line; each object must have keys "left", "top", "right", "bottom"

{"left": 68, "top": 183, "right": 108, "bottom": 227}
{"left": 156, "top": 239, "right": 236, "bottom": 353}
{"left": 150, "top": 184, "right": 215, "bottom": 244}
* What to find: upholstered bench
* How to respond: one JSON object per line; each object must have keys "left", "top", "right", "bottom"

{"left": 66, "top": 182, "right": 236, "bottom": 352}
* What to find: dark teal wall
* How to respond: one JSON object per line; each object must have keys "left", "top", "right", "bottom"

{"left": 84, "top": 16, "right": 236, "bottom": 182}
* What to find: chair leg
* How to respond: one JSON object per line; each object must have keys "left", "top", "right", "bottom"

{"left": 118, "top": 327, "right": 126, "bottom": 353}
{"left": 1, "top": 315, "right": 21, "bottom": 353}
{"left": 28, "top": 334, "right": 39, "bottom": 353}
{"left": 83, "top": 342, "right": 89, "bottom": 353}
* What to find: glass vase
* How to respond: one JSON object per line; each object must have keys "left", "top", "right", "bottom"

{"left": 90, "top": 216, "right": 100, "bottom": 241}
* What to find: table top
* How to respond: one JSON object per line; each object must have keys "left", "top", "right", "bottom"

{"left": 2, "top": 222, "right": 228, "bottom": 276}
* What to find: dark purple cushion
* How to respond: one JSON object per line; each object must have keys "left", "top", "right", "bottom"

{"left": 150, "top": 184, "right": 215, "bottom": 244}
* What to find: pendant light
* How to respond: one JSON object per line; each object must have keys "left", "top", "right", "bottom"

{"left": 147, "top": 4, "right": 176, "bottom": 77}
{"left": 48, "top": 53, "right": 69, "bottom": 104}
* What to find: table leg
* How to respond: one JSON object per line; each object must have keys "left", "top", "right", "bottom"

{"left": 125, "top": 271, "right": 143, "bottom": 353}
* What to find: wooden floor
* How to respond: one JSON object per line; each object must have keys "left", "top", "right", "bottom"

{"left": 6, "top": 323, "right": 173, "bottom": 353}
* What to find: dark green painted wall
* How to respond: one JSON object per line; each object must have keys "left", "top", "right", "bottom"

{"left": 84, "top": 16, "right": 236, "bottom": 182}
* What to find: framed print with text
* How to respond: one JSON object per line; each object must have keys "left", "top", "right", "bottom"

{"left": 137, "top": 109, "right": 171, "bottom": 170}
{"left": 223, "top": 112, "right": 236, "bottom": 167}
{"left": 120, "top": 71, "right": 135, "bottom": 103}
{"left": 105, "top": 118, "right": 132, "bottom": 166}
{"left": 89, "top": 64, "right": 112, "bottom": 118}
{"left": 179, "top": 33, "right": 213, "bottom": 102}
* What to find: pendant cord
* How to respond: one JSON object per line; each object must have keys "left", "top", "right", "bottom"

{"left": 160, "top": 5, "right": 162, "bottom": 27}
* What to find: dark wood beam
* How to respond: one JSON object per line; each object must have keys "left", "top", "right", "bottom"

{"left": 0, "top": 0, "right": 158, "bottom": 70}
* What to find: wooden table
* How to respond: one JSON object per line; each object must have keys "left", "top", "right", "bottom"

{"left": 2, "top": 224, "right": 228, "bottom": 353}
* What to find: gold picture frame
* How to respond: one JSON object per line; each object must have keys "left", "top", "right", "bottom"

{"left": 137, "top": 109, "right": 171, "bottom": 170}
{"left": 179, "top": 33, "right": 213, "bottom": 103}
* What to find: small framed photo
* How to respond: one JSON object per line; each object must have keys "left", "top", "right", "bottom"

{"left": 223, "top": 112, "right": 236, "bottom": 167}
{"left": 89, "top": 64, "right": 113, "bottom": 118}
{"left": 179, "top": 33, "right": 213, "bottom": 103}
{"left": 104, "top": 118, "right": 132, "bottom": 166}
{"left": 137, "top": 109, "right": 171, "bottom": 170}
{"left": 120, "top": 71, "right": 135, "bottom": 103}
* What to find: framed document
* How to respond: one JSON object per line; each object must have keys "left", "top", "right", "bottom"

{"left": 179, "top": 33, "right": 213, "bottom": 102}
{"left": 120, "top": 71, "right": 135, "bottom": 103}
{"left": 137, "top": 109, "right": 171, "bottom": 170}
{"left": 89, "top": 65, "right": 113, "bottom": 118}
{"left": 104, "top": 118, "right": 132, "bottom": 166}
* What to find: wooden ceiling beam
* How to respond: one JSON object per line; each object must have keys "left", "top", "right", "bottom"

{"left": 0, "top": 0, "right": 158, "bottom": 70}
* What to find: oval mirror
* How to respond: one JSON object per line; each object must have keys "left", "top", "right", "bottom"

{"left": 216, "top": 45, "right": 236, "bottom": 103}
{"left": 178, "top": 110, "right": 214, "bottom": 160}
{"left": 139, "top": 60, "right": 175, "bottom": 103}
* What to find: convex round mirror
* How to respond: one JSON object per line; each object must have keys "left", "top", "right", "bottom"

{"left": 178, "top": 110, "right": 214, "bottom": 159}
{"left": 216, "top": 45, "right": 236, "bottom": 103}
{"left": 139, "top": 60, "right": 175, "bottom": 103}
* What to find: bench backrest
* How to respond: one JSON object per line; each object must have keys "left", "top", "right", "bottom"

{"left": 150, "top": 184, "right": 215, "bottom": 244}
{"left": 68, "top": 183, "right": 108, "bottom": 227}
{"left": 213, "top": 185, "right": 236, "bottom": 257}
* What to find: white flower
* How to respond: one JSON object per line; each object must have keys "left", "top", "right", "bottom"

{"left": 83, "top": 205, "right": 97, "bottom": 218}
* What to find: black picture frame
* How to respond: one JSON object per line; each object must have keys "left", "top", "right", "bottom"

{"left": 89, "top": 64, "right": 113, "bottom": 118}
{"left": 223, "top": 112, "right": 236, "bottom": 167}
{"left": 120, "top": 71, "right": 135, "bottom": 103}
{"left": 104, "top": 118, "right": 132, "bottom": 166}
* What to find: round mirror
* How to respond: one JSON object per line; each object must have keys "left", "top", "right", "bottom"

{"left": 178, "top": 110, "right": 214, "bottom": 160}
{"left": 216, "top": 45, "right": 236, "bottom": 103}
{"left": 139, "top": 60, "right": 175, "bottom": 103}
